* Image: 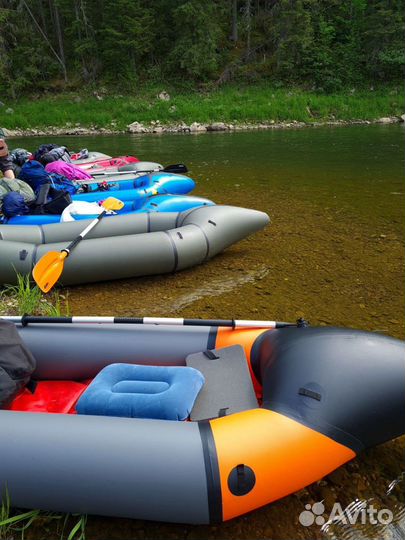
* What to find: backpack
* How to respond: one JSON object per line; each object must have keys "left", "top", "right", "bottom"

{"left": 40, "top": 146, "right": 71, "bottom": 165}
{"left": 1, "top": 192, "right": 30, "bottom": 218}
{"left": 33, "top": 143, "right": 58, "bottom": 162}
{"left": 48, "top": 173, "right": 78, "bottom": 195}
{"left": 0, "top": 178, "right": 36, "bottom": 205}
{"left": 19, "top": 160, "right": 78, "bottom": 195}
{"left": 31, "top": 183, "right": 72, "bottom": 215}
{"left": 19, "top": 160, "right": 51, "bottom": 190}
{"left": 10, "top": 148, "right": 31, "bottom": 167}
{"left": 0, "top": 320, "right": 36, "bottom": 408}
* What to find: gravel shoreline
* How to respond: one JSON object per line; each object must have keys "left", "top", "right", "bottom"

{"left": 1, "top": 116, "right": 403, "bottom": 138}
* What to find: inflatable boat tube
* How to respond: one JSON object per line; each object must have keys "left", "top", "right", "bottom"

{"left": 0, "top": 173, "right": 196, "bottom": 225}
{"left": 75, "top": 155, "right": 140, "bottom": 170}
{"left": 0, "top": 205, "right": 269, "bottom": 285}
{"left": 76, "top": 163, "right": 164, "bottom": 187}
{"left": 73, "top": 172, "right": 195, "bottom": 201}
{"left": 2, "top": 194, "right": 214, "bottom": 225}
{"left": 0, "top": 321, "right": 403, "bottom": 523}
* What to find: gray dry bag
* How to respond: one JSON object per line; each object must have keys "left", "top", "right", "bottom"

{"left": 0, "top": 320, "right": 36, "bottom": 408}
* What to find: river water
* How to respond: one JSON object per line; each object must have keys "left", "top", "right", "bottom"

{"left": 11, "top": 125, "right": 405, "bottom": 540}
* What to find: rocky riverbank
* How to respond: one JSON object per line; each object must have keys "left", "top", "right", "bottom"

{"left": 1, "top": 115, "right": 404, "bottom": 138}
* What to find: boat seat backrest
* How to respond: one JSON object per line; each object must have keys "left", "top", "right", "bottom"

{"left": 76, "top": 363, "right": 204, "bottom": 421}
{"left": 186, "top": 345, "right": 258, "bottom": 421}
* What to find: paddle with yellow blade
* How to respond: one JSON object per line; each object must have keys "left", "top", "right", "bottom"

{"left": 32, "top": 197, "right": 124, "bottom": 293}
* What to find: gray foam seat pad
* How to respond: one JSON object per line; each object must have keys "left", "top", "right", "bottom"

{"left": 186, "top": 344, "right": 258, "bottom": 421}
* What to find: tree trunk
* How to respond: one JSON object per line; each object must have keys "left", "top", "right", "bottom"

{"left": 38, "top": 0, "right": 48, "bottom": 35}
{"left": 51, "top": 0, "right": 68, "bottom": 82}
{"left": 74, "top": 1, "right": 86, "bottom": 77}
{"left": 231, "top": 0, "right": 238, "bottom": 42}
{"left": 23, "top": 0, "right": 68, "bottom": 82}
{"left": 245, "top": 0, "right": 251, "bottom": 56}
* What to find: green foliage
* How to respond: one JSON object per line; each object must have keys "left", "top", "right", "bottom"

{"left": 362, "top": 0, "right": 405, "bottom": 81}
{"left": 0, "top": 489, "right": 41, "bottom": 540}
{"left": 0, "top": 273, "right": 70, "bottom": 316}
{"left": 0, "top": 1, "right": 59, "bottom": 97}
{"left": 0, "top": 85, "right": 403, "bottom": 130}
{"left": 0, "top": 0, "right": 404, "bottom": 96}
{"left": 167, "top": 0, "right": 225, "bottom": 80}
{"left": 0, "top": 488, "right": 87, "bottom": 540}
{"left": 271, "top": 0, "right": 315, "bottom": 82}
{"left": 66, "top": 514, "right": 87, "bottom": 540}
{"left": 99, "top": 0, "right": 154, "bottom": 84}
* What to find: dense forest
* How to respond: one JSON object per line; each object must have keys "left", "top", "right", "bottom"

{"left": 0, "top": 0, "right": 404, "bottom": 97}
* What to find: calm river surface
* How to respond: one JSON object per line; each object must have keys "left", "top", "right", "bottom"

{"left": 13, "top": 125, "right": 405, "bottom": 540}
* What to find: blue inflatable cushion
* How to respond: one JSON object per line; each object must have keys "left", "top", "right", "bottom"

{"left": 76, "top": 363, "right": 205, "bottom": 421}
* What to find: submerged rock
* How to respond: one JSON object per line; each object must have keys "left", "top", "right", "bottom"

{"left": 377, "top": 117, "right": 396, "bottom": 124}
{"left": 189, "top": 122, "right": 207, "bottom": 132}
{"left": 207, "top": 122, "right": 228, "bottom": 131}
{"left": 127, "top": 121, "right": 148, "bottom": 133}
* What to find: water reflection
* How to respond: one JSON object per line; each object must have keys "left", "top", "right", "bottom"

{"left": 322, "top": 473, "right": 405, "bottom": 540}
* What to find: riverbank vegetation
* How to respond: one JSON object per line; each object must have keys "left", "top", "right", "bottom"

{"left": 1, "top": 1, "right": 403, "bottom": 131}
{"left": 0, "top": 274, "right": 69, "bottom": 316}
{"left": 1, "top": 85, "right": 403, "bottom": 132}
{"left": 0, "top": 492, "right": 86, "bottom": 540}
{"left": 1, "top": 1, "right": 404, "bottom": 98}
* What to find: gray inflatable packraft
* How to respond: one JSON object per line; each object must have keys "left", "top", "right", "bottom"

{"left": 0, "top": 205, "right": 270, "bottom": 286}
{"left": 0, "top": 324, "right": 217, "bottom": 523}
{"left": 0, "top": 322, "right": 404, "bottom": 523}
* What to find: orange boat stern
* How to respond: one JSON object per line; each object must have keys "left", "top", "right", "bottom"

{"left": 209, "top": 408, "right": 356, "bottom": 521}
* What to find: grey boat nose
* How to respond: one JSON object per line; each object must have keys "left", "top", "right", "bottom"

{"left": 0, "top": 205, "right": 270, "bottom": 286}
{"left": 180, "top": 205, "right": 270, "bottom": 256}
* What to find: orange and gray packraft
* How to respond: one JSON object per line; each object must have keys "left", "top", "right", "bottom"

{"left": 0, "top": 317, "right": 404, "bottom": 523}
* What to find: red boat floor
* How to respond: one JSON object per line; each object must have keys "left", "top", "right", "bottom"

{"left": 7, "top": 380, "right": 91, "bottom": 414}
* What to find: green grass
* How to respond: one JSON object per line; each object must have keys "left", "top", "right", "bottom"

{"left": 0, "top": 273, "right": 69, "bottom": 317}
{"left": 0, "top": 84, "right": 403, "bottom": 130}
{"left": 0, "top": 491, "right": 86, "bottom": 540}
{"left": 0, "top": 490, "right": 41, "bottom": 540}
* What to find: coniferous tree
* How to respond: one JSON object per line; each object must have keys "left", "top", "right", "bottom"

{"left": 0, "top": 0, "right": 404, "bottom": 95}
{"left": 167, "top": 0, "right": 226, "bottom": 80}
{"left": 99, "top": 0, "right": 154, "bottom": 83}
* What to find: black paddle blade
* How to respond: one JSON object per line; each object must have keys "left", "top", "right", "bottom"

{"left": 163, "top": 163, "right": 188, "bottom": 174}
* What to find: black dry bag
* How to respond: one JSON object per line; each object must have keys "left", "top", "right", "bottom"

{"left": 0, "top": 320, "right": 36, "bottom": 408}
{"left": 32, "top": 182, "right": 72, "bottom": 215}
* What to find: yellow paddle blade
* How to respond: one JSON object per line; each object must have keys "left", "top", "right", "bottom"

{"left": 32, "top": 250, "right": 68, "bottom": 293}
{"left": 32, "top": 197, "right": 123, "bottom": 293}
{"left": 101, "top": 197, "right": 124, "bottom": 211}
